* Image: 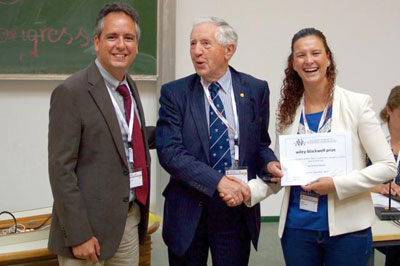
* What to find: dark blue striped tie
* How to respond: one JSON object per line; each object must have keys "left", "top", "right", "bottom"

{"left": 209, "top": 82, "right": 232, "bottom": 173}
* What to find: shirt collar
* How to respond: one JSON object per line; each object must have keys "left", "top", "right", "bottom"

{"left": 201, "top": 68, "right": 232, "bottom": 94}
{"left": 95, "top": 59, "right": 129, "bottom": 91}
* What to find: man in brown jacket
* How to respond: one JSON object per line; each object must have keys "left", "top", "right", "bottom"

{"left": 48, "top": 3, "right": 153, "bottom": 265}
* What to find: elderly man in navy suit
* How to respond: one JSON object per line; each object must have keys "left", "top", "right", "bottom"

{"left": 156, "top": 17, "right": 278, "bottom": 265}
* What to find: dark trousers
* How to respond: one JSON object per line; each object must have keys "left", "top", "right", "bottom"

{"left": 281, "top": 227, "right": 372, "bottom": 266}
{"left": 377, "top": 246, "right": 400, "bottom": 266}
{"left": 168, "top": 196, "right": 251, "bottom": 266}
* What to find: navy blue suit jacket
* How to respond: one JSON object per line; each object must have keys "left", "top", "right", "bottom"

{"left": 156, "top": 66, "right": 277, "bottom": 256}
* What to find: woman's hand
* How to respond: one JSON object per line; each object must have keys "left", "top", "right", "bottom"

{"left": 301, "top": 177, "right": 335, "bottom": 195}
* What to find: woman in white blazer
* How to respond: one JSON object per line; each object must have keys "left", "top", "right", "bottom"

{"left": 247, "top": 28, "right": 397, "bottom": 266}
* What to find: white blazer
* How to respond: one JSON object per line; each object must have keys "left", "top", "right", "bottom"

{"left": 248, "top": 86, "right": 397, "bottom": 238}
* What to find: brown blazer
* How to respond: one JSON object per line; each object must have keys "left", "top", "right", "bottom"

{"left": 48, "top": 62, "right": 153, "bottom": 260}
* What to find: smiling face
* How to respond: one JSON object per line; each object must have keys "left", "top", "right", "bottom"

{"left": 190, "top": 22, "right": 234, "bottom": 83}
{"left": 94, "top": 12, "right": 138, "bottom": 81}
{"left": 292, "top": 35, "right": 331, "bottom": 89}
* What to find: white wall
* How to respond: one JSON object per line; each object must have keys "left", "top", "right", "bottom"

{"left": 0, "top": 81, "right": 55, "bottom": 212}
{"left": 175, "top": 0, "right": 400, "bottom": 215}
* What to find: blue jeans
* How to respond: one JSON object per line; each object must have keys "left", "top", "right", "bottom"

{"left": 281, "top": 227, "right": 372, "bottom": 266}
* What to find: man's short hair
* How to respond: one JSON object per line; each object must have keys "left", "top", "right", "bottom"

{"left": 94, "top": 2, "right": 141, "bottom": 40}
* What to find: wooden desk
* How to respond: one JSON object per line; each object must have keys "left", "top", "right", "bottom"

{"left": 0, "top": 210, "right": 160, "bottom": 265}
{"left": 372, "top": 217, "right": 400, "bottom": 243}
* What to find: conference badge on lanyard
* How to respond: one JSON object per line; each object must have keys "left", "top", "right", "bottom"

{"left": 225, "top": 167, "right": 248, "bottom": 183}
{"left": 225, "top": 139, "right": 248, "bottom": 183}
{"left": 300, "top": 191, "right": 319, "bottom": 212}
{"left": 130, "top": 169, "right": 143, "bottom": 188}
{"left": 299, "top": 100, "right": 324, "bottom": 212}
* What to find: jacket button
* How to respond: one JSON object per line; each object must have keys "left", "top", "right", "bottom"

{"left": 198, "top": 201, "right": 203, "bottom": 207}
{"left": 123, "top": 170, "right": 129, "bottom": 175}
{"left": 123, "top": 197, "right": 129, "bottom": 202}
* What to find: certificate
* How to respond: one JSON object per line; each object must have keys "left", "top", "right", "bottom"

{"left": 279, "top": 132, "right": 352, "bottom": 186}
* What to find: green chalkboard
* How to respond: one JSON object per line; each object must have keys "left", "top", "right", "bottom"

{"left": 0, "top": 0, "right": 157, "bottom": 75}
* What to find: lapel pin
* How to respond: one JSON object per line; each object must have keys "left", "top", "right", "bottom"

{"left": 240, "top": 93, "right": 245, "bottom": 98}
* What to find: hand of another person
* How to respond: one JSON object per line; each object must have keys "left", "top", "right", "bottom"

{"left": 266, "top": 161, "right": 284, "bottom": 183}
{"left": 227, "top": 177, "right": 251, "bottom": 204}
{"left": 370, "top": 182, "right": 400, "bottom": 195}
{"left": 374, "top": 182, "right": 400, "bottom": 196}
{"left": 219, "top": 177, "right": 251, "bottom": 206}
{"left": 72, "top": 236, "right": 100, "bottom": 263}
{"left": 217, "top": 176, "right": 245, "bottom": 206}
{"left": 390, "top": 182, "right": 400, "bottom": 196}
{"left": 301, "top": 177, "right": 335, "bottom": 195}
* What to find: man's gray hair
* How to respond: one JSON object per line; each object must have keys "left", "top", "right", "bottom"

{"left": 193, "top": 17, "right": 238, "bottom": 48}
{"left": 94, "top": 2, "right": 141, "bottom": 40}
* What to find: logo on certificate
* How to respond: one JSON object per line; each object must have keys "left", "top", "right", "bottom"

{"left": 294, "top": 138, "right": 306, "bottom": 146}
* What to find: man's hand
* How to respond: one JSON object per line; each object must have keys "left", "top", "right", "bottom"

{"left": 72, "top": 236, "right": 100, "bottom": 263}
{"left": 217, "top": 176, "right": 246, "bottom": 206}
{"left": 266, "top": 161, "right": 283, "bottom": 182}
{"left": 219, "top": 177, "right": 250, "bottom": 206}
{"left": 301, "top": 177, "right": 335, "bottom": 195}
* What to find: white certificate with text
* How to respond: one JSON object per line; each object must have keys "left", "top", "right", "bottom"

{"left": 279, "top": 132, "right": 352, "bottom": 186}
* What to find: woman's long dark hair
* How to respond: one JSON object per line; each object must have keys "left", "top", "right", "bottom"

{"left": 277, "top": 28, "right": 337, "bottom": 131}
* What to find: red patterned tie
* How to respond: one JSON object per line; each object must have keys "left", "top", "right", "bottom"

{"left": 116, "top": 84, "right": 149, "bottom": 205}
{"left": 116, "top": 84, "right": 131, "bottom": 123}
{"left": 132, "top": 111, "right": 149, "bottom": 205}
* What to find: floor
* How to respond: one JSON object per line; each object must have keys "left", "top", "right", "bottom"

{"left": 151, "top": 222, "right": 386, "bottom": 266}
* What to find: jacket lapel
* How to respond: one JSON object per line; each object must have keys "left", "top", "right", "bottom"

{"left": 87, "top": 64, "right": 128, "bottom": 168}
{"left": 190, "top": 77, "right": 210, "bottom": 163}
{"left": 330, "top": 85, "right": 341, "bottom": 132}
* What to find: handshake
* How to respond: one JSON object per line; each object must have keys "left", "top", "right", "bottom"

{"left": 217, "top": 176, "right": 251, "bottom": 207}
{"left": 217, "top": 162, "right": 283, "bottom": 207}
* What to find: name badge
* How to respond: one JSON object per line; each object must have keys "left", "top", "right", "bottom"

{"left": 129, "top": 169, "right": 143, "bottom": 188}
{"left": 225, "top": 167, "right": 248, "bottom": 183}
{"left": 299, "top": 191, "right": 319, "bottom": 213}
